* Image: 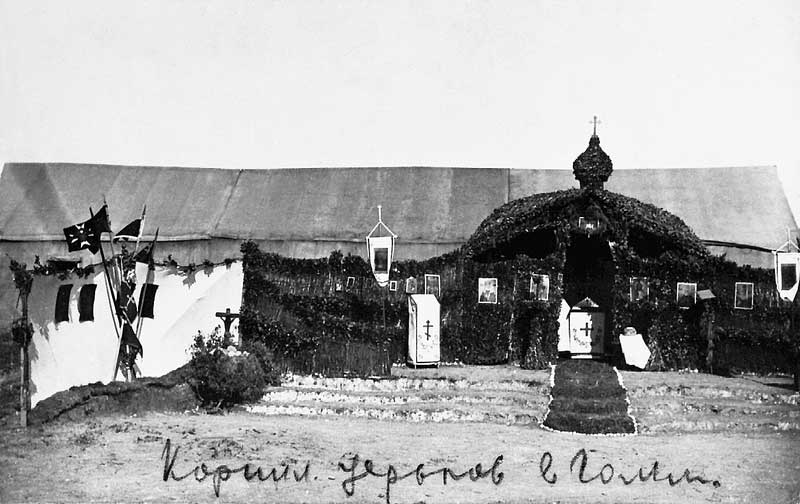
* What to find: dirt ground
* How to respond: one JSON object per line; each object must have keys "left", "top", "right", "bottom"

{"left": 1, "top": 365, "right": 799, "bottom": 504}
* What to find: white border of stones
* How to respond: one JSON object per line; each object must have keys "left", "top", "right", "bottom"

{"left": 614, "top": 366, "right": 639, "bottom": 435}
{"left": 540, "top": 363, "right": 556, "bottom": 429}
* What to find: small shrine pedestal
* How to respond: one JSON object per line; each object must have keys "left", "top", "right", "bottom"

{"left": 407, "top": 294, "right": 440, "bottom": 368}
{"left": 568, "top": 297, "right": 605, "bottom": 359}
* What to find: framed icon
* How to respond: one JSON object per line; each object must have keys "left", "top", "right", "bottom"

{"left": 676, "top": 282, "right": 697, "bottom": 309}
{"left": 734, "top": 282, "right": 754, "bottom": 310}
{"left": 478, "top": 278, "right": 498, "bottom": 304}
{"left": 630, "top": 277, "right": 649, "bottom": 302}
{"left": 405, "top": 277, "right": 417, "bottom": 294}
{"left": 389, "top": 280, "right": 398, "bottom": 292}
{"left": 373, "top": 247, "right": 389, "bottom": 274}
{"left": 530, "top": 274, "right": 549, "bottom": 301}
{"left": 424, "top": 274, "right": 441, "bottom": 298}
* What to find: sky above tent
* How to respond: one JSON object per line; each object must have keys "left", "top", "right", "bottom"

{"left": 1, "top": 1, "right": 798, "bottom": 227}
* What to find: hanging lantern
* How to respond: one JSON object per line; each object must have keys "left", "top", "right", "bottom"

{"left": 365, "top": 205, "right": 397, "bottom": 288}
{"left": 774, "top": 250, "right": 800, "bottom": 302}
{"left": 773, "top": 231, "right": 800, "bottom": 302}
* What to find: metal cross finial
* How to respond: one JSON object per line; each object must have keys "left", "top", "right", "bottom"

{"left": 589, "top": 115, "right": 601, "bottom": 136}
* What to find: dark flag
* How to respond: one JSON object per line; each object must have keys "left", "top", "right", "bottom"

{"left": 113, "top": 218, "right": 142, "bottom": 242}
{"left": 138, "top": 284, "right": 158, "bottom": 319}
{"left": 116, "top": 280, "right": 138, "bottom": 324}
{"left": 63, "top": 205, "right": 112, "bottom": 254}
{"left": 63, "top": 221, "right": 101, "bottom": 253}
{"left": 134, "top": 228, "right": 159, "bottom": 266}
{"left": 134, "top": 245, "right": 152, "bottom": 264}
{"left": 78, "top": 284, "right": 97, "bottom": 322}
{"left": 55, "top": 284, "right": 73, "bottom": 323}
{"left": 91, "top": 205, "right": 112, "bottom": 233}
{"left": 121, "top": 323, "right": 143, "bottom": 357}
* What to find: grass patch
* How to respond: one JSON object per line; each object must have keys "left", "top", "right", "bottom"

{"left": 548, "top": 397, "right": 629, "bottom": 415}
{"left": 543, "top": 359, "right": 635, "bottom": 434}
{"left": 543, "top": 411, "right": 635, "bottom": 435}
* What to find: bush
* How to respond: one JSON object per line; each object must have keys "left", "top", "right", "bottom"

{"left": 189, "top": 329, "right": 279, "bottom": 408}
{"left": 241, "top": 340, "right": 282, "bottom": 386}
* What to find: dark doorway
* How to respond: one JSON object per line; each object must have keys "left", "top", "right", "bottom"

{"left": 562, "top": 233, "right": 615, "bottom": 355}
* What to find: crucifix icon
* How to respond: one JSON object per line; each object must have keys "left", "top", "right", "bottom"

{"left": 589, "top": 115, "right": 601, "bottom": 135}
{"left": 215, "top": 308, "right": 240, "bottom": 345}
{"left": 423, "top": 320, "right": 433, "bottom": 340}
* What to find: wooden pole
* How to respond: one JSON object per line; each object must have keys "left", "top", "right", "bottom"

{"left": 793, "top": 297, "right": 799, "bottom": 392}
{"left": 506, "top": 276, "right": 518, "bottom": 363}
{"left": 705, "top": 302, "right": 715, "bottom": 375}
{"left": 19, "top": 291, "right": 30, "bottom": 427}
{"left": 133, "top": 228, "right": 157, "bottom": 362}
{"left": 90, "top": 207, "right": 124, "bottom": 381}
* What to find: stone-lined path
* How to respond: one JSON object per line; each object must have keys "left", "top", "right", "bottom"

{"left": 248, "top": 372, "right": 551, "bottom": 425}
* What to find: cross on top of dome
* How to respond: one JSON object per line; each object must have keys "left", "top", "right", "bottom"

{"left": 573, "top": 115, "right": 613, "bottom": 190}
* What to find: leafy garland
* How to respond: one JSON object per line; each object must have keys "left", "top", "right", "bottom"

{"left": 9, "top": 248, "right": 239, "bottom": 281}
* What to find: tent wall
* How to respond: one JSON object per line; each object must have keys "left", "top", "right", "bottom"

{"left": 27, "top": 271, "right": 119, "bottom": 408}
{"left": 705, "top": 245, "right": 774, "bottom": 270}
{"left": 26, "top": 262, "right": 243, "bottom": 406}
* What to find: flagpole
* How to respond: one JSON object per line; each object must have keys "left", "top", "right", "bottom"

{"left": 102, "top": 197, "right": 122, "bottom": 296}
{"left": 131, "top": 205, "right": 147, "bottom": 259}
{"left": 91, "top": 206, "right": 124, "bottom": 381}
{"left": 131, "top": 206, "right": 148, "bottom": 368}
{"left": 133, "top": 228, "right": 157, "bottom": 351}
{"left": 101, "top": 199, "right": 138, "bottom": 380}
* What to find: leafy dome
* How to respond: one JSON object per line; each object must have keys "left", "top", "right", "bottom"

{"left": 463, "top": 187, "right": 709, "bottom": 261}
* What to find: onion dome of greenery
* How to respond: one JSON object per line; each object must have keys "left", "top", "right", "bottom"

{"left": 462, "top": 187, "right": 710, "bottom": 263}
{"left": 573, "top": 134, "right": 613, "bottom": 189}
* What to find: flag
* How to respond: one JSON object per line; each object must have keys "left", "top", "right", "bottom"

{"left": 63, "top": 221, "right": 101, "bottom": 253}
{"left": 116, "top": 280, "right": 138, "bottom": 324}
{"left": 138, "top": 283, "right": 158, "bottom": 319}
{"left": 113, "top": 219, "right": 141, "bottom": 242}
{"left": 91, "top": 205, "right": 112, "bottom": 233}
{"left": 78, "top": 284, "right": 97, "bottom": 322}
{"left": 62, "top": 205, "right": 111, "bottom": 254}
{"left": 55, "top": 284, "right": 73, "bottom": 323}
{"left": 135, "top": 228, "right": 159, "bottom": 267}
{"left": 134, "top": 245, "right": 151, "bottom": 264}
{"left": 121, "top": 323, "right": 143, "bottom": 357}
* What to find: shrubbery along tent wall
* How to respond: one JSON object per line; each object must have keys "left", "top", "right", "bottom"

{"left": 5, "top": 132, "right": 800, "bottom": 409}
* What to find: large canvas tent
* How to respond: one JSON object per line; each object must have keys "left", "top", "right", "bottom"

{"left": 1, "top": 162, "right": 796, "bottom": 328}
{"left": 0, "top": 161, "right": 797, "bottom": 405}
